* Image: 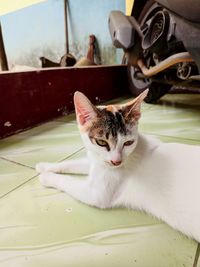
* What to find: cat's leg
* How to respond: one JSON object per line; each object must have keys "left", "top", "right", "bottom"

{"left": 36, "top": 158, "right": 89, "bottom": 175}
{"left": 39, "top": 172, "right": 103, "bottom": 208}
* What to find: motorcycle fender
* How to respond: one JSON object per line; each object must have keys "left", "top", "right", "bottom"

{"left": 108, "top": 10, "right": 137, "bottom": 50}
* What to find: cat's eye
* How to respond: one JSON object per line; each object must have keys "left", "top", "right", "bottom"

{"left": 95, "top": 139, "right": 108, "bottom": 147}
{"left": 124, "top": 140, "right": 134, "bottom": 146}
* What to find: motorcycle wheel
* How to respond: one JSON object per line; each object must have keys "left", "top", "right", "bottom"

{"left": 127, "top": 0, "right": 171, "bottom": 103}
{"left": 128, "top": 65, "right": 171, "bottom": 103}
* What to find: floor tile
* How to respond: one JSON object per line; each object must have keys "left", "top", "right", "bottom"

{"left": 0, "top": 172, "right": 197, "bottom": 267}
{"left": 146, "top": 134, "right": 200, "bottom": 146}
{"left": 0, "top": 227, "right": 197, "bottom": 267}
{"left": 140, "top": 94, "right": 200, "bottom": 141}
{"left": 159, "top": 93, "right": 200, "bottom": 107}
{"left": 0, "top": 121, "right": 83, "bottom": 168}
{"left": 54, "top": 113, "right": 76, "bottom": 123}
{"left": 0, "top": 158, "right": 36, "bottom": 198}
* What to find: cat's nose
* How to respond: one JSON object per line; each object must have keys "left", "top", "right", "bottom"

{"left": 111, "top": 160, "right": 122, "bottom": 166}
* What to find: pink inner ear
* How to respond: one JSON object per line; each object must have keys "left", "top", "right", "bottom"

{"left": 122, "top": 89, "right": 148, "bottom": 122}
{"left": 125, "top": 99, "right": 143, "bottom": 122}
{"left": 133, "top": 109, "right": 141, "bottom": 121}
{"left": 77, "top": 107, "right": 92, "bottom": 125}
{"left": 74, "top": 92, "right": 96, "bottom": 126}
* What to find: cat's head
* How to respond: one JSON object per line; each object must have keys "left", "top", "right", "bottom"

{"left": 74, "top": 90, "right": 148, "bottom": 168}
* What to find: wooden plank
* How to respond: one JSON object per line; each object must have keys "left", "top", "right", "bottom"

{"left": 0, "top": 65, "right": 128, "bottom": 138}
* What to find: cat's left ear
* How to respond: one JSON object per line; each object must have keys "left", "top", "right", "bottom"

{"left": 74, "top": 91, "right": 98, "bottom": 126}
{"left": 122, "top": 89, "right": 149, "bottom": 122}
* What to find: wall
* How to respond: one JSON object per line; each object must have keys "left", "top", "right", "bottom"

{"left": 0, "top": 0, "right": 125, "bottom": 68}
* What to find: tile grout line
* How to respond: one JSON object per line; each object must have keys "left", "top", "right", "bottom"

{"left": 0, "top": 174, "right": 38, "bottom": 200}
{"left": 193, "top": 243, "right": 200, "bottom": 267}
{"left": 58, "top": 147, "right": 85, "bottom": 162}
{"left": 0, "top": 146, "right": 84, "bottom": 169}
{"left": 0, "top": 147, "right": 84, "bottom": 202}
{"left": 0, "top": 147, "right": 84, "bottom": 200}
{"left": 0, "top": 156, "right": 35, "bottom": 170}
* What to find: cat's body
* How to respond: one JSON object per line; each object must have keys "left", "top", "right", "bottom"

{"left": 37, "top": 90, "right": 200, "bottom": 242}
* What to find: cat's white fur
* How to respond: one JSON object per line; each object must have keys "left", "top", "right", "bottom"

{"left": 36, "top": 90, "right": 200, "bottom": 242}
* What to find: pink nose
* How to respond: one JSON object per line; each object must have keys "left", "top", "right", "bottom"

{"left": 111, "top": 160, "right": 122, "bottom": 166}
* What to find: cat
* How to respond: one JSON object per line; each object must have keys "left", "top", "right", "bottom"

{"left": 36, "top": 89, "right": 200, "bottom": 242}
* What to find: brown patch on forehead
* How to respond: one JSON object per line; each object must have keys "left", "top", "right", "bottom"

{"left": 106, "top": 104, "right": 121, "bottom": 112}
{"left": 106, "top": 105, "right": 114, "bottom": 112}
{"left": 87, "top": 107, "right": 129, "bottom": 140}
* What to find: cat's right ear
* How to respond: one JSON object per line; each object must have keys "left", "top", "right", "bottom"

{"left": 74, "top": 92, "right": 98, "bottom": 126}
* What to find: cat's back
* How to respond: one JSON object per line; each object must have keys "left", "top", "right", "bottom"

{"left": 156, "top": 141, "right": 200, "bottom": 164}
{"left": 150, "top": 141, "right": 200, "bottom": 184}
{"left": 133, "top": 136, "right": 200, "bottom": 183}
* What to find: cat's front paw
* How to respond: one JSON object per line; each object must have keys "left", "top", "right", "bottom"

{"left": 36, "top": 162, "right": 54, "bottom": 173}
{"left": 39, "top": 172, "right": 56, "bottom": 188}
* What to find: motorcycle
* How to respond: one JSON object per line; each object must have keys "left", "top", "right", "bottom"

{"left": 109, "top": 0, "right": 200, "bottom": 103}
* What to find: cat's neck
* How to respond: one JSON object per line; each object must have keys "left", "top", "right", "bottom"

{"left": 125, "top": 133, "right": 158, "bottom": 166}
{"left": 134, "top": 133, "right": 160, "bottom": 155}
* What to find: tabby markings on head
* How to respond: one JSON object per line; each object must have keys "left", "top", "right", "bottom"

{"left": 88, "top": 105, "right": 131, "bottom": 143}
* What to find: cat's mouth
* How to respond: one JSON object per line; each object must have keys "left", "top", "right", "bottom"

{"left": 106, "top": 161, "right": 123, "bottom": 168}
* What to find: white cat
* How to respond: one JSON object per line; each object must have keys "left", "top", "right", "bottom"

{"left": 36, "top": 89, "right": 200, "bottom": 242}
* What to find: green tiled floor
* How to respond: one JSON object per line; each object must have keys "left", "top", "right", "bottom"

{"left": 0, "top": 94, "right": 200, "bottom": 267}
